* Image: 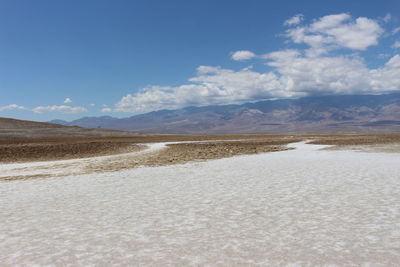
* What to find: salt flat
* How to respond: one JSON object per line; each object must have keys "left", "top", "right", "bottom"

{"left": 1, "top": 142, "right": 400, "bottom": 266}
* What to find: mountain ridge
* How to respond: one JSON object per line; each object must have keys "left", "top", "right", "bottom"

{"left": 0, "top": 117, "right": 144, "bottom": 140}
{"left": 50, "top": 93, "right": 400, "bottom": 134}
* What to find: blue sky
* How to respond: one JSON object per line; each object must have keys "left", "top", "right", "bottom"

{"left": 1, "top": 0, "right": 400, "bottom": 121}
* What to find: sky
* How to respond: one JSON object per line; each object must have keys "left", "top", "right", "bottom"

{"left": 1, "top": 0, "right": 400, "bottom": 121}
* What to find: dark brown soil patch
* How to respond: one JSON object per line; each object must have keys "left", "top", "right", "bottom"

{"left": 308, "top": 133, "right": 400, "bottom": 146}
{"left": 85, "top": 139, "right": 298, "bottom": 174}
{"left": 0, "top": 142, "right": 144, "bottom": 163}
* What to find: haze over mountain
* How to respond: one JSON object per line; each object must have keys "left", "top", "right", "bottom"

{"left": 50, "top": 93, "right": 400, "bottom": 134}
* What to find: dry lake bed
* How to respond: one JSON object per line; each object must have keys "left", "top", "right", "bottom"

{"left": 1, "top": 138, "right": 400, "bottom": 266}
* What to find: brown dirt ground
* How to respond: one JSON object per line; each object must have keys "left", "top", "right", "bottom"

{"left": 0, "top": 134, "right": 300, "bottom": 145}
{"left": 308, "top": 133, "right": 400, "bottom": 146}
{"left": 0, "top": 142, "right": 145, "bottom": 163}
{"left": 1, "top": 138, "right": 299, "bottom": 181}
{"left": 2, "top": 133, "right": 400, "bottom": 181}
{"left": 85, "top": 140, "right": 296, "bottom": 174}
{"left": 308, "top": 133, "right": 400, "bottom": 153}
{"left": 2, "top": 133, "right": 400, "bottom": 164}
{"left": 0, "top": 134, "right": 301, "bottom": 163}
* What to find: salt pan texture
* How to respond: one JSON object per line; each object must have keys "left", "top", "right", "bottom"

{"left": 1, "top": 142, "right": 400, "bottom": 266}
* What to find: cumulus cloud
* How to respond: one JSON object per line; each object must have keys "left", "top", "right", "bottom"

{"left": 265, "top": 51, "right": 370, "bottom": 94}
{"left": 231, "top": 50, "right": 256, "bottom": 61}
{"left": 33, "top": 105, "right": 88, "bottom": 114}
{"left": 0, "top": 104, "right": 26, "bottom": 111}
{"left": 284, "top": 14, "right": 304, "bottom": 26}
{"left": 63, "top": 98, "right": 72, "bottom": 104}
{"left": 101, "top": 107, "right": 112, "bottom": 112}
{"left": 286, "top": 13, "right": 383, "bottom": 56}
{"left": 385, "top": 54, "right": 400, "bottom": 68}
{"left": 114, "top": 67, "right": 287, "bottom": 113}
{"left": 109, "top": 13, "right": 400, "bottom": 113}
{"left": 114, "top": 53, "right": 400, "bottom": 113}
{"left": 393, "top": 27, "right": 400, "bottom": 35}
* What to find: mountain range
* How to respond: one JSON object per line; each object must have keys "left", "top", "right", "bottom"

{"left": 50, "top": 93, "right": 400, "bottom": 134}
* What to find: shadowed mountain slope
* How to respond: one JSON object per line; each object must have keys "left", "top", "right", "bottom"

{"left": 0, "top": 117, "right": 144, "bottom": 140}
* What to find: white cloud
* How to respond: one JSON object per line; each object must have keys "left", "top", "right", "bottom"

{"left": 385, "top": 54, "right": 400, "bottom": 68}
{"left": 101, "top": 107, "right": 112, "bottom": 112}
{"left": 284, "top": 14, "right": 304, "bottom": 26}
{"left": 265, "top": 51, "right": 369, "bottom": 94}
{"left": 383, "top": 13, "right": 392, "bottom": 23}
{"left": 114, "top": 67, "right": 287, "bottom": 113}
{"left": 263, "top": 49, "right": 301, "bottom": 61}
{"left": 231, "top": 50, "right": 256, "bottom": 61}
{"left": 370, "top": 55, "right": 400, "bottom": 90}
{"left": 265, "top": 50, "right": 400, "bottom": 93}
{"left": 393, "top": 40, "right": 400, "bottom": 49}
{"left": 286, "top": 13, "right": 384, "bottom": 56}
{"left": 33, "top": 105, "right": 88, "bottom": 114}
{"left": 114, "top": 52, "right": 400, "bottom": 113}
{"left": 109, "top": 13, "right": 400, "bottom": 114}
{"left": 89, "top": 103, "right": 96, "bottom": 107}
{"left": 0, "top": 104, "right": 26, "bottom": 111}
{"left": 393, "top": 27, "right": 400, "bottom": 35}
{"left": 63, "top": 98, "right": 72, "bottom": 104}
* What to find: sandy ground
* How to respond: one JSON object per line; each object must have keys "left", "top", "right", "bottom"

{"left": 1, "top": 141, "right": 399, "bottom": 265}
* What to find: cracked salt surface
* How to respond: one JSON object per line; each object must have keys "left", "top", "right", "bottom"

{"left": 1, "top": 141, "right": 400, "bottom": 265}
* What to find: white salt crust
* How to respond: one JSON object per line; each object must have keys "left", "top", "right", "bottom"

{"left": 1, "top": 142, "right": 399, "bottom": 266}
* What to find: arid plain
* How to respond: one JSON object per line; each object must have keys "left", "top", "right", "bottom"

{"left": 1, "top": 119, "right": 400, "bottom": 265}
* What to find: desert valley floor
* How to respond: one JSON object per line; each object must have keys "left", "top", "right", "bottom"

{"left": 1, "top": 140, "right": 400, "bottom": 266}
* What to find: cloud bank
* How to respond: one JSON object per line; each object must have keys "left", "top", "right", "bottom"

{"left": 33, "top": 105, "right": 88, "bottom": 114}
{"left": 0, "top": 103, "right": 87, "bottom": 115}
{"left": 111, "top": 13, "right": 400, "bottom": 113}
{"left": 0, "top": 104, "right": 26, "bottom": 111}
